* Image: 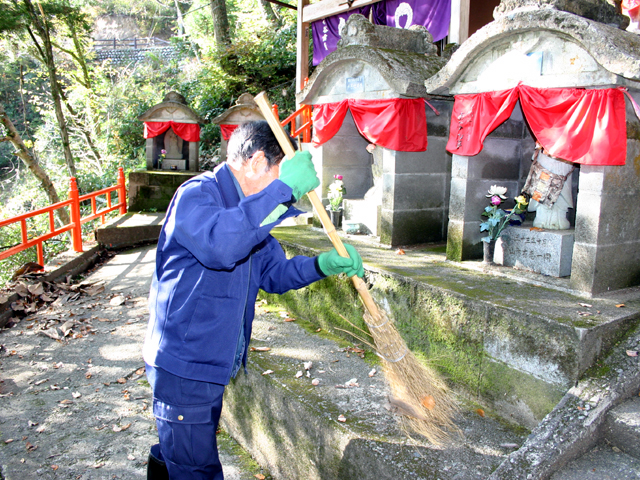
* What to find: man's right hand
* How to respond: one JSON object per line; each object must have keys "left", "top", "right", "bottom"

{"left": 279, "top": 151, "right": 320, "bottom": 202}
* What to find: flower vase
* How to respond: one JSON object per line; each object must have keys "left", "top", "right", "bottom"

{"left": 328, "top": 208, "right": 342, "bottom": 230}
{"left": 483, "top": 241, "right": 496, "bottom": 265}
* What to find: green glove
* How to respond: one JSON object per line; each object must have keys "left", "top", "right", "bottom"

{"left": 261, "top": 204, "right": 288, "bottom": 226}
{"left": 279, "top": 151, "right": 320, "bottom": 202}
{"left": 317, "top": 244, "right": 364, "bottom": 278}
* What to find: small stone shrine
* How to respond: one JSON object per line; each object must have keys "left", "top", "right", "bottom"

{"left": 210, "top": 93, "right": 265, "bottom": 160}
{"left": 425, "top": 0, "right": 640, "bottom": 295}
{"left": 138, "top": 91, "right": 206, "bottom": 172}
{"left": 297, "top": 14, "right": 449, "bottom": 245}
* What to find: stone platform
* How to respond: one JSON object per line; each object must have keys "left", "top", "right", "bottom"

{"left": 268, "top": 226, "right": 640, "bottom": 429}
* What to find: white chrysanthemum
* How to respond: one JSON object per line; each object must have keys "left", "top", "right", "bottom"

{"left": 486, "top": 185, "right": 507, "bottom": 199}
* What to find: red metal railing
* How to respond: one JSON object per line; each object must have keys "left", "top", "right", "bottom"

{"left": 272, "top": 104, "right": 313, "bottom": 144}
{"left": 0, "top": 167, "right": 127, "bottom": 266}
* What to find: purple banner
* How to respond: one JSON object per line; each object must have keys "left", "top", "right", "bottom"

{"left": 372, "top": 0, "right": 451, "bottom": 42}
{"left": 311, "top": 7, "right": 371, "bottom": 66}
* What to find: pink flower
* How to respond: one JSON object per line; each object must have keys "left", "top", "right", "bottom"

{"left": 491, "top": 195, "right": 502, "bottom": 206}
{"left": 334, "top": 175, "right": 343, "bottom": 180}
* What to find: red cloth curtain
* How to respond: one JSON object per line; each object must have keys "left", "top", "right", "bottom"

{"left": 446, "top": 85, "right": 627, "bottom": 166}
{"left": 312, "top": 98, "right": 428, "bottom": 152}
{"left": 220, "top": 124, "right": 240, "bottom": 141}
{"left": 144, "top": 121, "right": 201, "bottom": 142}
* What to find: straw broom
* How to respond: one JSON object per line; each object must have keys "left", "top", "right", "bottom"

{"left": 254, "top": 92, "right": 457, "bottom": 444}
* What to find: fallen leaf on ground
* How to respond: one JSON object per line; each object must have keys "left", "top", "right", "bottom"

{"left": 315, "top": 328, "right": 321, "bottom": 332}
{"left": 250, "top": 347, "right": 271, "bottom": 352}
{"left": 109, "top": 296, "right": 125, "bottom": 306}
{"left": 85, "top": 373, "right": 92, "bottom": 379}
{"left": 626, "top": 350, "right": 639, "bottom": 357}
{"left": 368, "top": 368, "right": 376, "bottom": 377}
{"left": 27, "top": 421, "right": 38, "bottom": 427}
{"left": 4, "top": 439, "right": 13, "bottom": 444}
{"left": 27, "top": 284, "right": 44, "bottom": 296}
{"left": 578, "top": 303, "right": 592, "bottom": 308}
{"left": 577, "top": 311, "right": 591, "bottom": 316}
{"left": 93, "top": 462, "right": 105, "bottom": 469}
{"left": 345, "top": 378, "right": 359, "bottom": 387}
{"left": 284, "top": 317, "right": 296, "bottom": 322}
{"left": 476, "top": 408, "right": 485, "bottom": 417}
{"left": 396, "top": 248, "right": 405, "bottom": 255}
{"left": 135, "top": 367, "right": 145, "bottom": 375}
{"left": 59, "top": 399, "right": 73, "bottom": 405}
{"left": 255, "top": 475, "right": 266, "bottom": 480}
{"left": 421, "top": 395, "right": 436, "bottom": 411}
{"left": 303, "top": 361, "right": 312, "bottom": 370}
{"left": 72, "top": 392, "right": 81, "bottom": 398}
{"left": 337, "top": 414, "right": 346, "bottom": 422}
{"left": 295, "top": 371, "right": 303, "bottom": 378}
{"left": 117, "top": 378, "right": 126, "bottom": 384}
{"left": 312, "top": 378, "right": 320, "bottom": 386}
{"left": 127, "top": 454, "right": 136, "bottom": 461}
{"left": 112, "top": 423, "right": 131, "bottom": 432}
{"left": 25, "top": 442, "right": 37, "bottom": 452}
{"left": 51, "top": 465, "right": 59, "bottom": 471}
{"left": 262, "top": 370, "right": 274, "bottom": 376}
{"left": 529, "top": 227, "right": 544, "bottom": 231}
{"left": 616, "top": 304, "right": 626, "bottom": 308}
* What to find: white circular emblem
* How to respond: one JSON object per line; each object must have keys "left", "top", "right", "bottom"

{"left": 394, "top": 3, "right": 414, "bottom": 29}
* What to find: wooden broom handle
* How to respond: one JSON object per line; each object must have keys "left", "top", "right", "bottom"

{"left": 254, "top": 92, "right": 380, "bottom": 318}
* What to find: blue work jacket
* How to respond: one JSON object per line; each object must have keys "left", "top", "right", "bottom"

{"left": 143, "top": 163, "right": 323, "bottom": 385}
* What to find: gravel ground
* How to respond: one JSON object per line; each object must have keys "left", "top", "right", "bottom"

{"left": 0, "top": 245, "right": 270, "bottom": 480}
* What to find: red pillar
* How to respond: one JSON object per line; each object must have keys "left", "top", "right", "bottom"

{"left": 69, "top": 177, "right": 83, "bottom": 253}
{"left": 117, "top": 166, "right": 127, "bottom": 215}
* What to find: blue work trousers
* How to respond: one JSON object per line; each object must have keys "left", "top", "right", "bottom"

{"left": 146, "top": 364, "right": 226, "bottom": 480}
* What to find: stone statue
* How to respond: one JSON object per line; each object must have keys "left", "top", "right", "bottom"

{"left": 523, "top": 146, "right": 574, "bottom": 230}
{"left": 163, "top": 128, "right": 183, "bottom": 160}
{"left": 364, "top": 143, "right": 383, "bottom": 203}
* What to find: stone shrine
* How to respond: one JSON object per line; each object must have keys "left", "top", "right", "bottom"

{"left": 138, "top": 91, "right": 206, "bottom": 172}
{"left": 210, "top": 93, "right": 265, "bottom": 161}
{"left": 297, "top": 14, "right": 449, "bottom": 245}
{"left": 425, "top": 0, "right": 640, "bottom": 295}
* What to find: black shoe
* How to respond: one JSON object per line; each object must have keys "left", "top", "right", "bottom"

{"left": 147, "top": 444, "right": 170, "bottom": 480}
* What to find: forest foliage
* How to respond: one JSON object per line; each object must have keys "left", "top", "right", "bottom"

{"left": 0, "top": 0, "right": 303, "bottom": 285}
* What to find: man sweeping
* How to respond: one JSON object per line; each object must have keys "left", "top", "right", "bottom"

{"left": 143, "top": 120, "right": 364, "bottom": 479}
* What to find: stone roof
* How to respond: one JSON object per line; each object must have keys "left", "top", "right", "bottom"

{"left": 138, "top": 91, "right": 206, "bottom": 124}
{"left": 210, "top": 93, "right": 264, "bottom": 125}
{"left": 298, "top": 14, "right": 446, "bottom": 104}
{"left": 298, "top": 46, "right": 446, "bottom": 104}
{"left": 425, "top": 8, "right": 640, "bottom": 95}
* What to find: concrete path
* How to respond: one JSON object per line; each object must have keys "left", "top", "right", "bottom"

{"left": 0, "top": 245, "right": 269, "bottom": 480}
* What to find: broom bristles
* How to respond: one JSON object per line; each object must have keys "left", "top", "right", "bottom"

{"left": 364, "top": 309, "right": 458, "bottom": 445}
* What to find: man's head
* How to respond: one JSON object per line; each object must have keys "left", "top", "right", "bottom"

{"left": 226, "top": 121, "right": 297, "bottom": 196}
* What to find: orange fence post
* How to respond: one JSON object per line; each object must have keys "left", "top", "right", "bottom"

{"left": 117, "top": 167, "right": 127, "bottom": 215}
{"left": 69, "top": 177, "right": 83, "bottom": 253}
{"left": 272, "top": 104, "right": 279, "bottom": 121}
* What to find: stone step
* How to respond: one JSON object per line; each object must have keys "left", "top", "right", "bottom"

{"left": 221, "top": 305, "right": 526, "bottom": 480}
{"left": 604, "top": 397, "right": 640, "bottom": 459}
{"left": 549, "top": 443, "right": 640, "bottom": 480}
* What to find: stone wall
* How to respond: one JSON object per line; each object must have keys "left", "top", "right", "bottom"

{"left": 381, "top": 99, "right": 453, "bottom": 245}
{"left": 94, "top": 46, "right": 179, "bottom": 66}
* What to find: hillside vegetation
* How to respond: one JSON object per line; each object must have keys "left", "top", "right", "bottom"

{"left": 0, "top": 0, "right": 303, "bottom": 285}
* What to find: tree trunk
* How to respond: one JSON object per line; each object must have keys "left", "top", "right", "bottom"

{"left": 259, "top": 0, "right": 281, "bottom": 28}
{"left": 210, "top": 0, "right": 231, "bottom": 47}
{"left": 0, "top": 104, "right": 71, "bottom": 226}
{"left": 23, "top": 0, "right": 77, "bottom": 179}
